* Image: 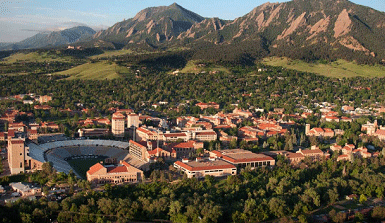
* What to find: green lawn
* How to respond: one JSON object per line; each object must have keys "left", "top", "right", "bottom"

{"left": 176, "top": 60, "right": 230, "bottom": 74}
{"left": 67, "top": 158, "right": 105, "bottom": 179}
{"left": 2, "top": 52, "right": 73, "bottom": 63}
{"left": 89, "top": 49, "right": 135, "bottom": 59}
{"left": 263, "top": 57, "right": 385, "bottom": 78}
{"left": 55, "top": 61, "right": 131, "bottom": 80}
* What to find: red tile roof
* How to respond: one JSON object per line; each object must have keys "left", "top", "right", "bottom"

{"left": 130, "top": 140, "right": 146, "bottom": 148}
{"left": 164, "top": 133, "right": 187, "bottom": 137}
{"left": 107, "top": 166, "right": 128, "bottom": 173}
{"left": 174, "top": 161, "right": 235, "bottom": 171}
{"left": 168, "top": 141, "right": 195, "bottom": 149}
{"left": 195, "top": 131, "right": 216, "bottom": 136}
{"left": 11, "top": 140, "right": 24, "bottom": 144}
{"left": 87, "top": 163, "right": 105, "bottom": 175}
{"left": 376, "top": 129, "right": 385, "bottom": 136}
{"left": 147, "top": 148, "right": 168, "bottom": 155}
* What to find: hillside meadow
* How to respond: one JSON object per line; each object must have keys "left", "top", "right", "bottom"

{"left": 263, "top": 57, "right": 385, "bottom": 78}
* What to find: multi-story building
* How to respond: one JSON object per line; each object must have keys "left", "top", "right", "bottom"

{"left": 8, "top": 122, "right": 25, "bottom": 133}
{"left": 8, "top": 139, "right": 26, "bottom": 174}
{"left": 27, "top": 129, "right": 38, "bottom": 141}
{"left": 112, "top": 112, "right": 125, "bottom": 137}
{"left": 165, "top": 140, "right": 203, "bottom": 159}
{"left": 210, "top": 149, "right": 275, "bottom": 169}
{"left": 38, "top": 95, "right": 52, "bottom": 104}
{"left": 135, "top": 127, "right": 160, "bottom": 141}
{"left": 196, "top": 102, "right": 220, "bottom": 110}
{"left": 174, "top": 158, "right": 237, "bottom": 178}
{"left": 163, "top": 132, "right": 189, "bottom": 142}
{"left": 192, "top": 130, "right": 217, "bottom": 141}
{"left": 86, "top": 160, "right": 143, "bottom": 184}
{"left": 233, "top": 108, "right": 253, "bottom": 118}
{"left": 297, "top": 146, "right": 327, "bottom": 161}
{"left": 127, "top": 113, "right": 139, "bottom": 128}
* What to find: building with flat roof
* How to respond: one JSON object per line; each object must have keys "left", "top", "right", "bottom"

{"left": 163, "top": 132, "right": 189, "bottom": 142}
{"left": 9, "top": 182, "right": 41, "bottom": 196}
{"left": 127, "top": 113, "right": 139, "bottom": 128}
{"left": 87, "top": 160, "right": 143, "bottom": 185}
{"left": 8, "top": 138, "right": 43, "bottom": 174}
{"left": 196, "top": 102, "right": 220, "bottom": 110}
{"left": 210, "top": 149, "right": 275, "bottom": 169}
{"left": 112, "top": 112, "right": 125, "bottom": 137}
{"left": 78, "top": 128, "right": 110, "bottom": 138}
{"left": 174, "top": 158, "right": 236, "bottom": 178}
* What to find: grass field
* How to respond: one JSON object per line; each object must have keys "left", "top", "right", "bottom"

{"left": 55, "top": 61, "right": 131, "bottom": 80}
{"left": 175, "top": 60, "right": 230, "bottom": 74}
{"left": 89, "top": 49, "right": 135, "bottom": 59}
{"left": 263, "top": 57, "right": 385, "bottom": 78}
{"left": 2, "top": 52, "right": 73, "bottom": 63}
{"left": 67, "top": 158, "right": 105, "bottom": 179}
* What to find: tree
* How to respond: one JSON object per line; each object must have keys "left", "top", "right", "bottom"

{"left": 268, "top": 197, "right": 287, "bottom": 218}
{"left": 359, "top": 194, "right": 367, "bottom": 204}
{"left": 372, "top": 206, "right": 385, "bottom": 220}
{"left": 229, "top": 139, "right": 237, "bottom": 149}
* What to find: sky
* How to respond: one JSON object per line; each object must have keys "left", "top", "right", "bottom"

{"left": 1, "top": 0, "right": 384, "bottom": 43}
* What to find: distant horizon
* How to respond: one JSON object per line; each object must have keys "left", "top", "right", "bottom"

{"left": 1, "top": 0, "right": 385, "bottom": 43}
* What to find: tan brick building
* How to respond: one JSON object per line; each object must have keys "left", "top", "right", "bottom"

{"left": 39, "top": 95, "right": 52, "bottom": 104}
{"left": 86, "top": 160, "right": 143, "bottom": 184}
{"left": 174, "top": 158, "right": 236, "bottom": 178}
{"left": 210, "top": 149, "right": 275, "bottom": 169}
{"left": 8, "top": 139, "right": 26, "bottom": 174}
{"left": 127, "top": 113, "right": 139, "bottom": 128}
{"left": 112, "top": 112, "right": 125, "bottom": 137}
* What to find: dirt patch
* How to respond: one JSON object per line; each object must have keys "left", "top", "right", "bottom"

{"left": 334, "top": 9, "right": 351, "bottom": 38}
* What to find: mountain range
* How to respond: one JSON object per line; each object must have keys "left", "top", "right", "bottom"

{"left": 0, "top": 26, "right": 96, "bottom": 51}
{"left": 3, "top": 0, "right": 385, "bottom": 64}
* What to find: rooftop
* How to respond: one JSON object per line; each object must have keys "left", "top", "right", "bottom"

{"left": 175, "top": 159, "right": 235, "bottom": 171}
{"left": 215, "top": 149, "right": 274, "bottom": 163}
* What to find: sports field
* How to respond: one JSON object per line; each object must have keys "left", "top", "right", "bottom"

{"left": 67, "top": 158, "right": 105, "bottom": 179}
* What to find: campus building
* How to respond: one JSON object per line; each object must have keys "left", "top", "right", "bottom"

{"left": 87, "top": 160, "right": 143, "bottom": 184}
{"left": 8, "top": 138, "right": 43, "bottom": 174}
{"left": 127, "top": 113, "right": 140, "bottom": 128}
{"left": 112, "top": 112, "right": 125, "bottom": 137}
{"left": 210, "top": 149, "right": 275, "bottom": 169}
{"left": 174, "top": 158, "right": 237, "bottom": 178}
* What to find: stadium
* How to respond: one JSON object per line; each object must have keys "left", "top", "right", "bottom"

{"left": 26, "top": 140, "right": 142, "bottom": 178}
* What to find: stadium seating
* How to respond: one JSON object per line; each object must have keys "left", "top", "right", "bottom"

{"left": 26, "top": 139, "right": 130, "bottom": 178}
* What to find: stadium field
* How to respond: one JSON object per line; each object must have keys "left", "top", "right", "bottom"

{"left": 67, "top": 158, "right": 105, "bottom": 179}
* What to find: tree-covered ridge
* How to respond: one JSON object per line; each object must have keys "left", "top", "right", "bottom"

{"left": 0, "top": 63, "right": 384, "bottom": 113}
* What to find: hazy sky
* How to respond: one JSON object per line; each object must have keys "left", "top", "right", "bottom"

{"left": 1, "top": 0, "right": 384, "bottom": 42}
